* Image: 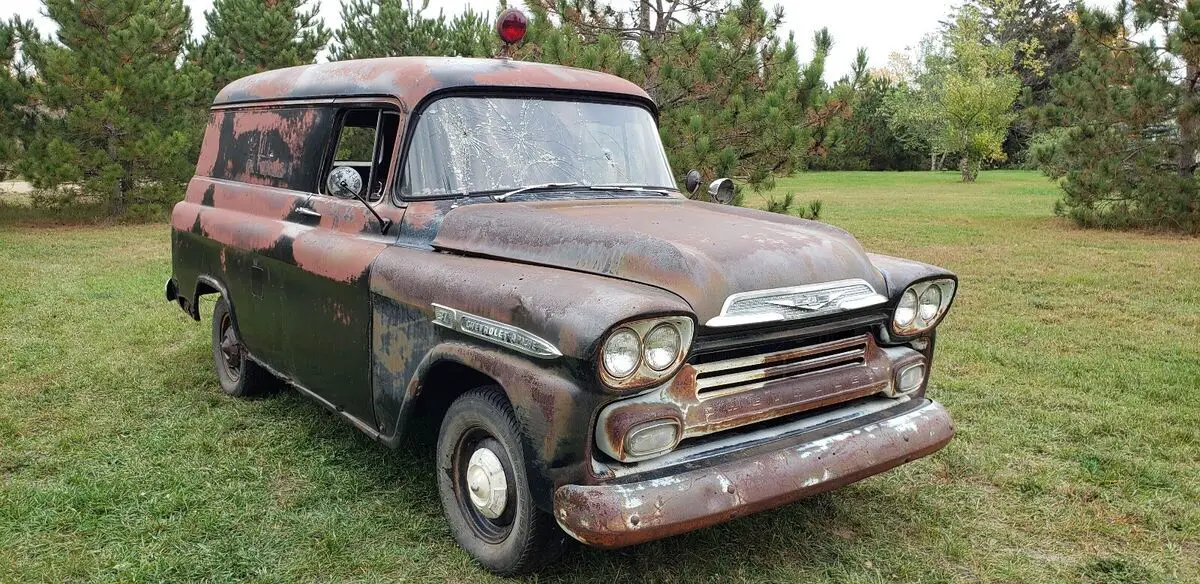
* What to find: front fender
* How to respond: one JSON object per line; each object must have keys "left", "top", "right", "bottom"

{"left": 367, "top": 246, "right": 694, "bottom": 505}
{"left": 388, "top": 340, "right": 606, "bottom": 510}
{"left": 370, "top": 246, "right": 693, "bottom": 360}
{"left": 868, "top": 253, "right": 957, "bottom": 298}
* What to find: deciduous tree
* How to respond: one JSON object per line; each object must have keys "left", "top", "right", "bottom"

{"left": 884, "top": 37, "right": 953, "bottom": 171}
{"left": 888, "top": 8, "right": 1020, "bottom": 181}
{"left": 950, "top": 0, "right": 1077, "bottom": 160}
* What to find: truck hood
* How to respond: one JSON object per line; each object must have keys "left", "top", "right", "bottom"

{"left": 430, "top": 198, "right": 887, "bottom": 325}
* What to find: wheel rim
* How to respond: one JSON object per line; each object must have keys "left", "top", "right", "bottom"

{"left": 453, "top": 429, "right": 516, "bottom": 543}
{"left": 217, "top": 313, "right": 242, "bottom": 382}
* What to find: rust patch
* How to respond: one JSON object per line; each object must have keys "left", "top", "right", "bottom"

{"left": 213, "top": 57, "right": 653, "bottom": 112}
{"left": 195, "top": 112, "right": 222, "bottom": 176}
{"left": 471, "top": 59, "right": 648, "bottom": 98}
{"left": 207, "top": 181, "right": 298, "bottom": 221}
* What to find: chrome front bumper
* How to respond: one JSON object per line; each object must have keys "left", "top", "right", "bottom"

{"left": 554, "top": 399, "right": 954, "bottom": 548}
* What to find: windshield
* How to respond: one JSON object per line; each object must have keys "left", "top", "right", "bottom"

{"left": 400, "top": 96, "right": 675, "bottom": 198}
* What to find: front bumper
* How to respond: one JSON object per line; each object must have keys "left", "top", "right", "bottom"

{"left": 553, "top": 399, "right": 953, "bottom": 548}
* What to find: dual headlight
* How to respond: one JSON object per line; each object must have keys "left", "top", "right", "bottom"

{"left": 891, "top": 278, "right": 956, "bottom": 336}
{"left": 599, "top": 316, "right": 695, "bottom": 390}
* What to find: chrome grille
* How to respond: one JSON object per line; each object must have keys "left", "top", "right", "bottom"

{"left": 693, "top": 334, "right": 872, "bottom": 399}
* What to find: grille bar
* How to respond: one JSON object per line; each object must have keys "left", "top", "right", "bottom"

{"left": 694, "top": 334, "right": 871, "bottom": 397}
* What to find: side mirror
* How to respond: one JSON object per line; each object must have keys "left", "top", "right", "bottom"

{"left": 327, "top": 166, "right": 363, "bottom": 199}
{"left": 708, "top": 178, "right": 735, "bottom": 204}
{"left": 685, "top": 169, "right": 702, "bottom": 196}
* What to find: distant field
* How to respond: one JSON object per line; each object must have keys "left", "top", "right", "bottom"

{"left": 0, "top": 180, "right": 33, "bottom": 206}
{"left": 1, "top": 170, "right": 1197, "bottom": 583}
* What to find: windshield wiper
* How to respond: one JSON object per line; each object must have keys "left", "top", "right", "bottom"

{"left": 587, "top": 185, "right": 674, "bottom": 195}
{"left": 492, "top": 182, "right": 582, "bottom": 202}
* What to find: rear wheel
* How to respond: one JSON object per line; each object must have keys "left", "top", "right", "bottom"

{"left": 211, "top": 296, "right": 275, "bottom": 397}
{"left": 436, "top": 387, "right": 568, "bottom": 575}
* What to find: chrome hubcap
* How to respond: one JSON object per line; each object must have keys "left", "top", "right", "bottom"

{"left": 465, "top": 447, "right": 508, "bottom": 519}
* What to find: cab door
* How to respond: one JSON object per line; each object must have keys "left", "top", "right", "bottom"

{"left": 277, "top": 106, "right": 404, "bottom": 427}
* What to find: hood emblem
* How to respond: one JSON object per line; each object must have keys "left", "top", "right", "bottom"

{"left": 707, "top": 279, "right": 888, "bottom": 328}
{"left": 765, "top": 293, "right": 836, "bottom": 312}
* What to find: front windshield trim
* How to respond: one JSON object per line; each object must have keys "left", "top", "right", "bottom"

{"left": 391, "top": 89, "right": 671, "bottom": 204}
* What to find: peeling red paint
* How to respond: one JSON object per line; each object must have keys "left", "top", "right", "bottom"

{"left": 292, "top": 230, "right": 387, "bottom": 283}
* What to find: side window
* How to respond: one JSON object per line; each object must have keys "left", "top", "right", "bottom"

{"left": 322, "top": 108, "right": 401, "bottom": 202}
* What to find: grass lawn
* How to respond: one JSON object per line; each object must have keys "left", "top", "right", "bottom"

{"left": 1, "top": 170, "right": 1197, "bottom": 582}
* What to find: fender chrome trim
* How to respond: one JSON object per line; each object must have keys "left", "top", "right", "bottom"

{"left": 431, "top": 303, "right": 563, "bottom": 359}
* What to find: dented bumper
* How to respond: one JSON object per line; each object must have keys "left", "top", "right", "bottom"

{"left": 553, "top": 399, "right": 953, "bottom": 548}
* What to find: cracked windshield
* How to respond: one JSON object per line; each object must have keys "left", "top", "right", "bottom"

{"left": 401, "top": 97, "right": 675, "bottom": 197}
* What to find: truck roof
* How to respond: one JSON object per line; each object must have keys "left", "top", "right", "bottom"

{"left": 213, "top": 57, "right": 654, "bottom": 110}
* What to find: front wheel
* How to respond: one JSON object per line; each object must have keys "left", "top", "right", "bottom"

{"left": 436, "top": 387, "right": 568, "bottom": 575}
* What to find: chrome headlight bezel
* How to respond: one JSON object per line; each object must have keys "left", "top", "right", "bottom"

{"left": 598, "top": 316, "right": 695, "bottom": 391}
{"left": 890, "top": 278, "right": 956, "bottom": 336}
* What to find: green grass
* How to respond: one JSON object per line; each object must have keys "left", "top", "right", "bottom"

{"left": 2, "top": 170, "right": 1197, "bottom": 582}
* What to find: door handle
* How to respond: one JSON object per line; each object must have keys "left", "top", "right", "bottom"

{"left": 296, "top": 207, "right": 321, "bottom": 218}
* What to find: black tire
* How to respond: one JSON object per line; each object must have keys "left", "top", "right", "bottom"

{"left": 211, "top": 296, "right": 275, "bottom": 398}
{"left": 436, "top": 387, "right": 569, "bottom": 575}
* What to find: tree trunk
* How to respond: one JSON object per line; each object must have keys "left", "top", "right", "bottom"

{"left": 638, "top": 0, "right": 650, "bottom": 38}
{"left": 105, "top": 121, "right": 124, "bottom": 215}
{"left": 930, "top": 152, "right": 937, "bottom": 171}
{"left": 1179, "top": 61, "right": 1198, "bottom": 178}
{"left": 960, "top": 155, "right": 975, "bottom": 182}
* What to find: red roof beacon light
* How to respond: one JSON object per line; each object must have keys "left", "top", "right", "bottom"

{"left": 496, "top": 8, "right": 528, "bottom": 57}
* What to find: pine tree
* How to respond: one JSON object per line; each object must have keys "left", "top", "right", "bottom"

{"left": 331, "top": 0, "right": 492, "bottom": 59}
{"left": 192, "top": 0, "right": 330, "bottom": 91}
{"left": 518, "top": 0, "right": 846, "bottom": 194}
{"left": 19, "top": 0, "right": 209, "bottom": 217}
{"left": 0, "top": 18, "right": 35, "bottom": 181}
{"left": 1034, "top": 1, "right": 1200, "bottom": 233}
{"left": 817, "top": 62, "right": 928, "bottom": 172}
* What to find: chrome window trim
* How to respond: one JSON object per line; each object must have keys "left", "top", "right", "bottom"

{"left": 705, "top": 278, "right": 888, "bottom": 328}
{"left": 431, "top": 303, "right": 563, "bottom": 359}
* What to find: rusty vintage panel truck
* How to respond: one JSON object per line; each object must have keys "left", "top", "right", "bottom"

{"left": 166, "top": 12, "right": 957, "bottom": 575}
